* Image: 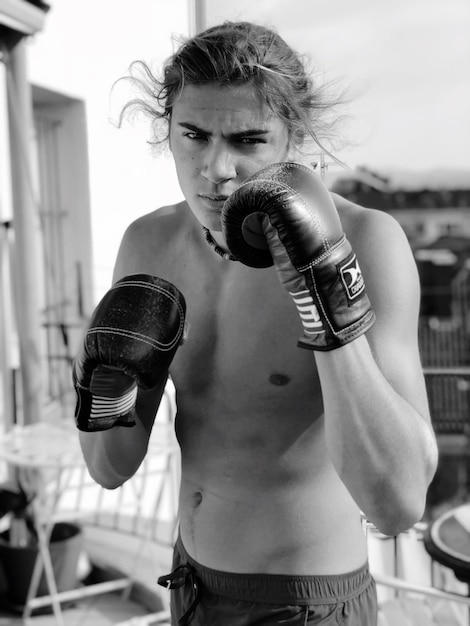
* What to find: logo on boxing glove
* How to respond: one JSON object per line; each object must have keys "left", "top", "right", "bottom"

{"left": 289, "top": 291, "right": 324, "bottom": 336}
{"left": 338, "top": 254, "right": 365, "bottom": 301}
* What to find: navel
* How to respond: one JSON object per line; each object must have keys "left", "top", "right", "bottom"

{"left": 269, "top": 373, "right": 290, "bottom": 386}
{"left": 191, "top": 491, "right": 203, "bottom": 507}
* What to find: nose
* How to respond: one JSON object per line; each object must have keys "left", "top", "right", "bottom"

{"left": 202, "top": 144, "right": 237, "bottom": 185}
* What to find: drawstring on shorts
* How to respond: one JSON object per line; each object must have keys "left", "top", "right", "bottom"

{"left": 303, "top": 606, "right": 309, "bottom": 626}
{"left": 158, "top": 564, "right": 200, "bottom": 625}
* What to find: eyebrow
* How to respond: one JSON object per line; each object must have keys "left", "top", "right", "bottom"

{"left": 177, "top": 122, "right": 270, "bottom": 139}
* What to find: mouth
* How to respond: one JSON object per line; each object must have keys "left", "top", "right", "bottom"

{"left": 199, "top": 194, "right": 229, "bottom": 210}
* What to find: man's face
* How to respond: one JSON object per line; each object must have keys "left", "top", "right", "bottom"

{"left": 169, "top": 83, "right": 291, "bottom": 233}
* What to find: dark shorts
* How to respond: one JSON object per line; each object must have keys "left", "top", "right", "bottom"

{"left": 157, "top": 535, "right": 377, "bottom": 625}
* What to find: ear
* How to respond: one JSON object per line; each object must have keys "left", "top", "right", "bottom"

{"left": 286, "top": 143, "right": 303, "bottom": 163}
{"left": 286, "top": 129, "right": 306, "bottom": 161}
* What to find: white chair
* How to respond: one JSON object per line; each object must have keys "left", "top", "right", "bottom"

{"left": 0, "top": 387, "right": 180, "bottom": 626}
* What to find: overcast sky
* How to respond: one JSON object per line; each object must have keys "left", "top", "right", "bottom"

{"left": 204, "top": 0, "right": 470, "bottom": 172}
{"left": 27, "top": 0, "right": 470, "bottom": 298}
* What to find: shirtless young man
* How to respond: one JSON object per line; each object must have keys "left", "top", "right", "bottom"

{"left": 74, "top": 21, "right": 438, "bottom": 625}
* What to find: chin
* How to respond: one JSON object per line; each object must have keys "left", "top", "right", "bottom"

{"left": 204, "top": 215, "right": 223, "bottom": 232}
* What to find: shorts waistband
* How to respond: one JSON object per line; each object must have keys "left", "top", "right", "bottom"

{"left": 174, "top": 534, "right": 373, "bottom": 605}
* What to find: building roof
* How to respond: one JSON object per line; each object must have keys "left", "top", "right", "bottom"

{"left": 327, "top": 166, "right": 470, "bottom": 193}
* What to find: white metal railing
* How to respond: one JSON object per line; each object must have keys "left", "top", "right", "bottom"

{"left": 368, "top": 521, "right": 470, "bottom": 626}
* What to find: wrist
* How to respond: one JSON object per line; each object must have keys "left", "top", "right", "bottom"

{"left": 75, "top": 382, "right": 137, "bottom": 432}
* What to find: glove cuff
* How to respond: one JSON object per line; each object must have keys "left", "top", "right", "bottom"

{"left": 289, "top": 244, "right": 376, "bottom": 351}
{"left": 75, "top": 382, "right": 138, "bottom": 432}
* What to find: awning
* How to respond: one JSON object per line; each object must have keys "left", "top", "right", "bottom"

{"left": 0, "top": 0, "right": 49, "bottom": 36}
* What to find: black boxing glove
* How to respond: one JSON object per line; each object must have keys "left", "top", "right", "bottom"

{"left": 222, "top": 162, "right": 375, "bottom": 351}
{"left": 73, "top": 274, "right": 186, "bottom": 432}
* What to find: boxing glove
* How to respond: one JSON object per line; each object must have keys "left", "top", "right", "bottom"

{"left": 222, "top": 162, "right": 375, "bottom": 350}
{"left": 73, "top": 274, "right": 186, "bottom": 432}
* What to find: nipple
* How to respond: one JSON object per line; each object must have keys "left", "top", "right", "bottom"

{"left": 269, "top": 373, "right": 290, "bottom": 386}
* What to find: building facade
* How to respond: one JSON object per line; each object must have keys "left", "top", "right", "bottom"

{"left": 0, "top": 0, "right": 94, "bottom": 426}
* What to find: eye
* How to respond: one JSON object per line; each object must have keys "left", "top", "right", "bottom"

{"left": 238, "top": 137, "right": 265, "bottom": 145}
{"left": 184, "top": 131, "right": 207, "bottom": 141}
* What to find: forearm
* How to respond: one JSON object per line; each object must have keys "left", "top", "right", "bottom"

{"left": 79, "top": 385, "right": 165, "bottom": 489}
{"left": 79, "top": 421, "right": 148, "bottom": 489}
{"left": 316, "top": 337, "right": 438, "bottom": 535}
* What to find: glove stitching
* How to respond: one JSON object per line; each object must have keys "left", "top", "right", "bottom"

{"left": 307, "top": 267, "right": 337, "bottom": 336}
{"left": 233, "top": 165, "right": 331, "bottom": 260}
{"left": 248, "top": 177, "right": 330, "bottom": 259}
{"left": 87, "top": 327, "right": 181, "bottom": 351}
{"left": 254, "top": 162, "right": 334, "bottom": 253}
{"left": 297, "top": 235, "right": 347, "bottom": 273}
{"left": 280, "top": 183, "right": 329, "bottom": 254}
{"left": 113, "top": 280, "right": 185, "bottom": 316}
{"left": 108, "top": 281, "right": 185, "bottom": 346}
{"left": 279, "top": 162, "right": 340, "bottom": 263}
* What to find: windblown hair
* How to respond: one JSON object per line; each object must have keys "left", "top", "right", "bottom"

{"left": 117, "top": 21, "right": 349, "bottom": 160}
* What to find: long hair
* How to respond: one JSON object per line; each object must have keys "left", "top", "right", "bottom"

{"left": 116, "top": 21, "right": 349, "bottom": 161}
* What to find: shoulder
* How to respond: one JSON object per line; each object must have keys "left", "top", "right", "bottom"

{"left": 113, "top": 201, "right": 197, "bottom": 280}
{"left": 332, "top": 193, "right": 414, "bottom": 272}
{"left": 332, "top": 193, "right": 406, "bottom": 247}
{"left": 124, "top": 201, "right": 190, "bottom": 240}
{"left": 332, "top": 192, "right": 420, "bottom": 323}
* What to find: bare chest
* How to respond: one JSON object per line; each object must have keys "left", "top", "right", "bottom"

{"left": 164, "top": 251, "right": 323, "bottom": 421}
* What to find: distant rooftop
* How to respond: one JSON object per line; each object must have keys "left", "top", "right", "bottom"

{"left": 327, "top": 166, "right": 470, "bottom": 193}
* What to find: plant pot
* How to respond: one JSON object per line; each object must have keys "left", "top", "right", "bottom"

{"left": 0, "top": 521, "right": 83, "bottom": 608}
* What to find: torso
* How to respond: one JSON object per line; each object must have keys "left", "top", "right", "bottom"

{"left": 118, "top": 198, "right": 369, "bottom": 575}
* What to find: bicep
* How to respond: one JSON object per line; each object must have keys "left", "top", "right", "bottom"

{"left": 113, "top": 218, "right": 176, "bottom": 427}
{"left": 356, "top": 212, "right": 431, "bottom": 422}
